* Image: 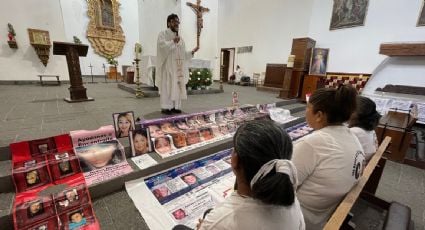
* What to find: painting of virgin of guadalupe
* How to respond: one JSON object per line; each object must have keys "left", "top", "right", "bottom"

{"left": 330, "top": 0, "right": 369, "bottom": 30}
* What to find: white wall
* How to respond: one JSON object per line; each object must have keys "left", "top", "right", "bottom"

{"left": 61, "top": 0, "right": 140, "bottom": 75}
{"left": 218, "top": 0, "right": 314, "bottom": 78}
{"left": 139, "top": 0, "right": 181, "bottom": 56}
{"left": 138, "top": 0, "right": 218, "bottom": 77}
{"left": 0, "top": 0, "right": 68, "bottom": 81}
{"left": 308, "top": 0, "right": 425, "bottom": 94}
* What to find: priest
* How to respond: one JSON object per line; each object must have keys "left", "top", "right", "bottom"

{"left": 157, "top": 14, "right": 199, "bottom": 115}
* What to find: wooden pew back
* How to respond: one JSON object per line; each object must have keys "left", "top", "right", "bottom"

{"left": 323, "top": 136, "right": 391, "bottom": 230}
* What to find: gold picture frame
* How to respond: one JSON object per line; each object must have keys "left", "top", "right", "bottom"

{"left": 28, "top": 29, "right": 50, "bottom": 45}
{"left": 330, "top": 0, "right": 369, "bottom": 30}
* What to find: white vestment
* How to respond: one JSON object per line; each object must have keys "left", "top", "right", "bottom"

{"left": 156, "top": 29, "right": 193, "bottom": 110}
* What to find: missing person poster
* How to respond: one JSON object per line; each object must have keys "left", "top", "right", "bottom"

{"left": 70, "top": 126, "right": 133, "bottom": 185}
{"left": 126, "top": 149, "right": 235, "bottom": 230}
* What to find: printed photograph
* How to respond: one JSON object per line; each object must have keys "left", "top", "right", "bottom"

{"left": 180, "top": 173, "right": 199, "bottom": 185}
{"left": 153, "top": 136, "right": 175, "bottom": 155}
{"left": 68, "top": 209, "right": 87, "bottom": 230}
{"left": 25, "top": 170, "right": 41, "bottom": 187}
{"left": 130, "top": 129, "right": 151, "bottom": 157}
{"left": 75, "top": 140, "right": 125, "bottom": 172}
{"left": 113, "top": 111, "right": 135, "bottom": 138}
{"left": 27, "top": 200, "right": 44, "bottom": 218}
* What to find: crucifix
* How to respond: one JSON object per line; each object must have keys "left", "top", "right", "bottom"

{"left": 88, "top": 63, "right": 96, "bottom": 84}
{"left": 186, "top": 0, "right": 209, "bottom": 48}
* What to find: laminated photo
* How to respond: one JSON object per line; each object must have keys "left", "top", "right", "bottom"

{"left": 175, "top": 119, "right": 190, "bottom": 130}
{"left": 129, "top": 129, "right": 151, "bottom": 157}
{"left": 148, "top": 124, "right": 165, "bottom": 138}
{"left": 113, "top": 111, "right": 135, "bottom": 138}
{"left": 153, "top": 136, "right": 176, "bottom": 156}
{"left": 160, "top": 121, "right": 180, "bottom": 134}
{"left": 185, "top": 129, "right": 201, "bottom": 145}
{"left": 75, "top": 140, "right": 125, "bottom": 172}
{"left": 169, "top": 132, "right": 187, "bottom": 149}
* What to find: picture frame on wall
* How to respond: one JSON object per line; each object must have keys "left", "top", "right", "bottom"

{"left": 330, "top": 0, "right": 369, "bottom": 30}
{"left": 309, "top": 48, "right": 330, "bottom": 76}
{"left": 417, "top": 1, "right": 425, "bottom": 26}
{"left": 27, "top": 29, "right": 50, "bottom": 45}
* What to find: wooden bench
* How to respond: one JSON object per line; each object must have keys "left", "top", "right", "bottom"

{"left": 37, "top": 75, "right": 61, "bottom": 86}
{"left": 323, "top": 136, "right": 413, "bottom": 230}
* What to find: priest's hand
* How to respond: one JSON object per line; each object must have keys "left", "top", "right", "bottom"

{"left": 192, "top": 47, "right": 199, "bottom": 55}
{"left": 173, "top": 36, "right": 181, "bottom": 44}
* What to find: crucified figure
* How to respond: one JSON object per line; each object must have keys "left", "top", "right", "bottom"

{"left": 186, "top": 0, "right": 209, "bottom": 48}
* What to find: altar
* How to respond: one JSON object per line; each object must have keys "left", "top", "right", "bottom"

{"left": 140, "top": 55, "right": 213, "bottom": 86}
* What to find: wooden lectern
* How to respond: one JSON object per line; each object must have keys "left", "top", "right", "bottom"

{"left": 53, "top": 41, "right": 94, "bottom": 103}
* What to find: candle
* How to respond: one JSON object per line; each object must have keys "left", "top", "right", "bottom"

{"left": 135, "top": 42, "right": 142, "bottom": 59}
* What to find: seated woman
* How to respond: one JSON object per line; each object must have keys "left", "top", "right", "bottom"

{"left": 197, "top": 120, "right": 305, "bottom": 229}
{"left": 292, "top": 85, "right": 365, "bottom": 230}
{"left": 349, "top": 96, "right": 381, "bottom": 161}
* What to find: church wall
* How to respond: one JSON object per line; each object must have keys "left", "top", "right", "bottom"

{"left": 60, "top": 0, "right": 140, "bottom": 76}
{"left": 217, "top": 0, "right": 314, "bottom": 79}
{"left": 139, "top": 0, "right": 181, "bottom": 56}
{"left": 308, "top": 0, "right": 425, "bottom": 95}
{"left": 0, "top": 0, "right": 69, "bottom": 81}
{"left": 180, "top": 0, "right": 219, "bottom": 79}
{"left": 139, "top": 0, "right": 219, "bottom": 80}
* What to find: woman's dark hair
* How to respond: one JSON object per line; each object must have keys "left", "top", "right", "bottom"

{"left": 233, "top": 120, "right": 294, "bottom": 206}
{"left": 167, "top": 14, "right": 179, "bottom": 27}
{"left": 309, "top": 84, "right": 358, "bottom": 124}
{"left": 349, "top": 96, "right": 381, "bottom": 131}
{"left": 133, "top": 129, "right": 148, "bottom": 139}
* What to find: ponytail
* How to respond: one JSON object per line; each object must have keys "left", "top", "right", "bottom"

{"left": 234, "top": 120, "right": 295, "bottom": 206}
{"left": 310, "top": 84, "right": 358, "bottom": 124}
{"left": 252, "top": 171, "right": 295, "bottom": 206}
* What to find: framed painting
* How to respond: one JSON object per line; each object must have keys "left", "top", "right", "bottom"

{"left": 28, "top": 29, "right": 50, "bottom": 45}
{"left": 417, "top": 1, "right": 425, "bottom": 26}
{"left": 330, "top": 0, "right": 369, "bottom": 30}
{"left": 309, "top": 48, "right": 330, "bottom": 76}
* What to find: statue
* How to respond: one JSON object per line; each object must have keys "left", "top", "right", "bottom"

{"left": 186, "top": 0, "right": 209, "bottom": 48}
{"left": 7, "top": 23, "right": 16, "bottom": 41}
{"left": 73, "top": 36, "right": 82, "bottom": 44}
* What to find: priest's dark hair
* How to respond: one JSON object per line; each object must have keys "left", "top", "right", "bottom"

{"left": 309, "top": 84, "right": 358, "bottom": 124}
{"left": 349, "top": 96, "right": 381, "bottom": 131}
{"left": 167, "top": 14, "right": 179, "bottom": 27}
{"left": 233, "top": 120, "right": 295, "bottom": 206}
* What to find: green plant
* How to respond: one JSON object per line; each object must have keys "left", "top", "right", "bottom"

{"left": 106, "top": 56, "right": 118, "bottom": 66}
{"left": 187, "top": 68, "right": 212, "bottom": 89}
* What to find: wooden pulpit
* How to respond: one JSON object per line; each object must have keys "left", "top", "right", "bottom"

{"left": 53, "top": 41, "right": 94, "bottom": 103}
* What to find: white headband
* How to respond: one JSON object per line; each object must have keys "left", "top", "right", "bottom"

{"left": 250, "top": 159, "right": 298, "bottom": 191}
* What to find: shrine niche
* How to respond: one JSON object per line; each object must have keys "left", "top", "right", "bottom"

{"left": 86, "top": 0, "right": 125, "bottom": 58}
{"left": 28, "top": 29, "right": 51, "bottom": 66}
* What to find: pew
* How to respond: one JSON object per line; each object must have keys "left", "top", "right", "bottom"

{"left": 323, "top": 136, "right": 414, "bottom": 230}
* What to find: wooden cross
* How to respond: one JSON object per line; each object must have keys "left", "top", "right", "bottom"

{"left": 186, "top": 0, "right": 209, "bottom": 48}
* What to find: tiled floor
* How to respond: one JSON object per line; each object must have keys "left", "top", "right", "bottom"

{"left": 0, "top": 82, "right": 423, "bottom": 229}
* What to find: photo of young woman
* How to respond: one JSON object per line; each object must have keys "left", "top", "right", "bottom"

{"left": 148, "top": 124, "right": 165, "bottom": 138}
{"left": 113, "top": 112, "right": 135, "bottom": 138}
{"left": 170, "top": 132, "right": 187, "bottom": 149}
{"left": 68, "top": 210, "right": 87, "bottom": 230}
{"left": 75, "top": 140, "right": 125, "bottom": 172}
{"left": 160, "top": 121, "right": 179, "bottom": 133}
{"left": 153, "top": 136, "right": 175, "bottom": 155}
{"left": 130, "top": 129, "right": 151, "bottom": 156}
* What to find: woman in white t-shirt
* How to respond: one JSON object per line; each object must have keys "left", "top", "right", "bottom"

{"left": 349, "top": 96, "right": 381, "bottom": 161}
{"left": 196, "top": 120, "right": 305, "bottom": 230}
{"left": 292, "top": 85, "right": 366, "bottom": 230}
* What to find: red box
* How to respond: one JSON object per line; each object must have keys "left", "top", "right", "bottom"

{"left": 13, "top": 156, "right": 51, "bottom": 193}
{"left": 47, "top": 151, "right": 82, "bottom": 181}
{"left": 14, "top": 195, "right": 55, "bottom": 229}
{"left": 53, "top": 184, "right": 89, "bottom": 214}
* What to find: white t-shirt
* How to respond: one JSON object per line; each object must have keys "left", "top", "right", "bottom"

{"left": 199, "top": 192, "right": 305, "bottom": 230}
{"left": 350, "top": 127, "right": 378, "bottom": 161}
{"left": 292, "top": 126, "right": 365, "bottom": 230}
